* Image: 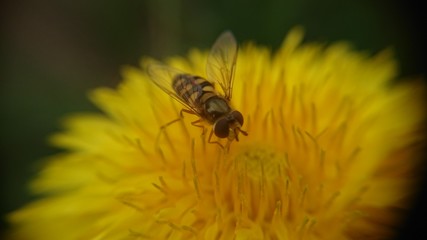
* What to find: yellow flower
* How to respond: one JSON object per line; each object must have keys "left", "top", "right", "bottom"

{"left": 8, "top": 28, "right": 426, "bottom": 240}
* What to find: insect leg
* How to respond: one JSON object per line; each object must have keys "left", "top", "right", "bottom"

{"left": 180, "top": 108, "right": 198, "bottom": 117}
{"left": 155, "top": 118, "right": 180, "bottom": 149}
{"left": 190, "top": 119, "right": 206, "bottom": 133}
{"left": 181, "top": 109, "right": 207, "bottom": 135}
{"left": 156, "top": 108, "right": 198, "bottom": 146}
{"left": 207, "top": 129, "right": 224, "bottom": 149}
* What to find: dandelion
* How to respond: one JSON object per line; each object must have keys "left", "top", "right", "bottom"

{"left": 8, "top": 28, "right": 426, "bottom": 239}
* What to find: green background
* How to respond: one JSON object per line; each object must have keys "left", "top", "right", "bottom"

{"left": 1, "top": 0, "right": 426, "bottom": 238}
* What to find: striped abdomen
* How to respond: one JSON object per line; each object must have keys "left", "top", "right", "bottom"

{"left": 172, "top": 74, "right": 217, "bottom": 109}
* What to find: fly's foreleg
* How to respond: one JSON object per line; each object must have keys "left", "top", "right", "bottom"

{"left": 207, "top": 129, "right": 225, "bottom": 149}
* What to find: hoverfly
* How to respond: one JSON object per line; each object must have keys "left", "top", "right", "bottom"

{"left": 148, "top": 31, "right": 248, "bottom": 147}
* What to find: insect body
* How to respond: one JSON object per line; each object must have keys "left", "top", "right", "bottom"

{"left": 148, "top": 31, "right": 248, "bottom": 145}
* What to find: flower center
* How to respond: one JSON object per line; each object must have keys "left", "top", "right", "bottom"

{"left": 234, "top": 146, "right": 284, "bottom": 182}
{"left": 210, "top": 145, "right": 289, "bottom": 226}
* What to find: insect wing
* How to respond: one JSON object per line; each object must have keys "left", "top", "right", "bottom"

{"left": 147, "top": 63, "right": 201, "bottom": 114}
{"left": 206, "top": 31, "right": 238, "bottom": 100}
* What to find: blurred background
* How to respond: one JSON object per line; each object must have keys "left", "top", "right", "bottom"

{"left": 1, "top": 0, "right": 426, "bottom": 239}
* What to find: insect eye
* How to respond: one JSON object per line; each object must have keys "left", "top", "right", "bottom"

{"left": 232, "top": 111, "right": 244, "bottom": 126}
{"left": 214, "top": 119, "right": 229, "bottom": 138}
